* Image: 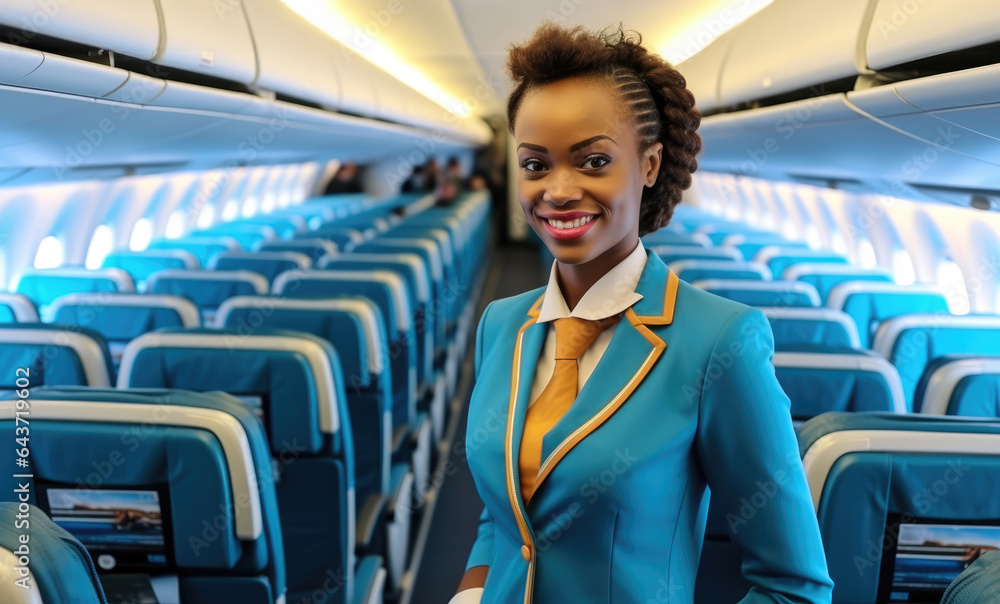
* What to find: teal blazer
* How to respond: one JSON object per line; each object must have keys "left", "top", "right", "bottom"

{"left": 465, "top": 251, "right": 833, "bottom": 603}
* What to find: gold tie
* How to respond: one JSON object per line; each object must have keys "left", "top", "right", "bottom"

{"left": 519, "top": 314, "right": 622, "bottom": 504}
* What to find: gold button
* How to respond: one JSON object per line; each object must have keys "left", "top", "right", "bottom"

{"left": 521, "top": 544, "right": 532, "bottom": 561}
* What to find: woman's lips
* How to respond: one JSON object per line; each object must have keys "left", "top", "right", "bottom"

{"left": 539, "top": 214, "right": 599, "bottom": 241}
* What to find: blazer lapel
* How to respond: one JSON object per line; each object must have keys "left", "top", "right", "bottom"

{"left": 530, "top": 252, "right": 680, "bottom": 501}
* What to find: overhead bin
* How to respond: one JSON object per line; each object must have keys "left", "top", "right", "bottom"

{"left": 674, "top": 30, "right": 735, "bottom": 114}
{"left": 718, "top": 0, "right": 871, "bottom": 106}
{"left": 0, "top": 0, "right": 159, "bottom": 60}
{"left": 242, "top": 0, "right": 343, "bottom": 108}
{"left": 865, "top": 0, "right": 1000, "bottom": 69}
{"left": 0, "top": 45, "right": 129, "bottom": 98}
{"left": 154, "top": 0, "right": 257, "bottom": 85}
{"left": 847, "top": 63, "right": 1000, "bottom": 169}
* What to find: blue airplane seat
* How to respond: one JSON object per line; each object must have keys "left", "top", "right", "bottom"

{"left": 651, "top": 244, "right": 743, "bottom": 265}
{"left": 191, "top": 224, "right": 278, "bottom": 251}
{"left": 332, "top": 215, "right": 392, "bottom": 235}
{"left": 271, "top": 204, "right": 337, "bottom": 230}
{"left": 797, "top": 412, "right": 1000, "bottom": 604}
{"left": 146, "top": 269, "right": 269, "bottom": 324}
{"left": 0, "top": 292, "right": 39, "bottom": 323}
{"left": 367, "top": 235, "right": 457, "bottom": 326}
{"left": 694, "top": 223, "right": 772, "bottom": 245}
{"left": 0, "top": 323, "right": 113, "bottom": 389}
{"left": 826, "top": 282, "right": 950, "bottom": 348}
{"left": 669, "top": 259, "right": 772, "bottom": 283}
{"left": 720, "top": 232, "right": 807, "bottom": 261}
{"left": 307, "top": 227, "right": 369, "bottom": 252}
{"left": 101, "top": 249, "right": 200, "bottom": 290}
{"left": 211, "top": 298, "right": 418, "bottom": 592}
{"left": 758, "top": 307, "right": 861, "bottom": 348}
{"left": 47, "top": 293, "right": 200, "bottom": 366}
{"left": 914, "top": 355, "right": 1000, "bottom": 417}
{"left": 259, "top": 238, "right": 339, "bottom": 264}
{"left": 874, "top": 314, "right": 1000, "bottom": 412}
{"left": 754, "top": 246, "right": 849, "bottom": 279}
{"left": 115, "top": 333, "right": 387, "bottom": 603}
{"left": 148, "top": 236, "right": 241, "bottom": 267}
{"left": 229, "top": 216, "right": 307, "bottom": 239}
{"left": 940, "top": 550, "right": 1000, "bottom": 604}
{"left": 782, "top": 264, "right": 894, "bottom": 303}
{"left": 15, "top": 268, "right": 134, "bottom": 313}
{"left": 641, "top": 230, "right": 711, "bottom": 247}
{"left": 208, "top": 251, "right": 312, "bottom": 285}
{"left": 692, "top": 279, "right": 821, "bottom": 307}
{"left": 0, "top": 502, "right": 108, "bottom": 604}
{"left": 773, "top": 347, "right": 906, "bottom": 421}
{"left": 0, "top": 387, "right": 288, "bottom": 604}
{"left": 388, "top": 225, "right": 459, "bottom": 302}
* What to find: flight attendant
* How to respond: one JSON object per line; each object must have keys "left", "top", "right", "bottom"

{"left": 450, "top": 24, "right": 834, "bottom": 604}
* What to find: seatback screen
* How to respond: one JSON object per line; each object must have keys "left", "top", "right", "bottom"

{"left": 879, "top": 515, "right": 1000, "bottom": 602}
{"left": 40, "top": 484, "right": 172, "bottom": 572}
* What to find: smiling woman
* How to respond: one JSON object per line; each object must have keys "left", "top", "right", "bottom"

{"left": 453, "top": 23, "right": 834, "bottom": 604}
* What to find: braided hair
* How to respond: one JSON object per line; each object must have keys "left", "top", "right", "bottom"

{"left": 507, "top": 24, "right": 702, "bottom": 235}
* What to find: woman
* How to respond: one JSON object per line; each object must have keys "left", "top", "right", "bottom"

{"left": 451, "top": 24, "right": 834, "bottom": 603}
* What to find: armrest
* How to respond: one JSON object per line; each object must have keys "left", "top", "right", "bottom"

{"left": 356, "top": 493, "right": 388, "bottom": 553}
{"left": 352, "top": 555, "right": 387, "bottom": 604}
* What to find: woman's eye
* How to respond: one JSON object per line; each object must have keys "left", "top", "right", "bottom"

{"left": 519, "top": 159, "right": 546, "bottom": 172}
{"left": 582, "top": 156, "right": 609, "bottom": 169}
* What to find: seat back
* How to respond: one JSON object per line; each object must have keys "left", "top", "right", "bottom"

{"left": 915, "top": 355, "right": 1000, "bottom": 417}
{"left": 116, "top": 331, "right": 359, "bottom": 603}
{"left": 228, "top": 216, "right": 307, "bottom": 239}
{"left": 209, "top": 251, "right": 312, "bottom": 285}
{"left": 0, "top": 387, "right": 286, "bottom": 603}
{"left": 146, "top": 270, "right": 269, "bottom": 323}
{"left": 774, "top": 349, "right": 906, "bottom": 419}
{"left": 783, "top": 264, "right": 894, "bottom": 303}
{"left": 0, "top": 293, "right": 38, "bottom": 323}
{"left": 651, "top": 244, "right": 743, "bottom": 264}
{"left": 720, "top": 233, "right": 806, "bottom": 260}
{"left": 273, "top": 269, "right": 416, "bottom": 432}
{"left": 47, "top": 293, "right": 200, "bottom": 365}
{"left": 641, "top": 230, "right": 711, "bottom": 247}
{"left": 873, "top": 314, "right": 1000, "bottom": 411}
{"left": 320, "top": 254, "right": 433, "bottom": 388}
{"left": 754, "top": 246, "right": 848, "bottom": 278}
{"left": 0, "top": 503, "right": 108, "bottom": 604}
{"left": 827, "top": 282, "right": 950, "bottom": 348}
{"left": 692, "top": 279, "right": 821, "bottom": 307}
{"left": 259, "top": 239, "right": 338, "bottom": 264}
{"left": 669, "top": 259, "right": 771, "bottom": 283}
{"left": 306, "top": 227, "right": 367, "bottom": 252}
{"left": 148, "top": 236, "right": 240, "bottom": 266}
{"left": 0, "top": 324, "right": 113, "bottom": 389}
{"left": 101, "top": 249, "right": 199, "bottom": 289}
{"left": 191, "top": 224, "right": 278, "bottom": 250}
{"left": 759, "top": 307, "right": 861, "bottom": 348}
{"left": 798, "top": 413, "right": 1000, "bottom": 604}
{"left": 15, "top": 268, "right": 134, "bottom": 312}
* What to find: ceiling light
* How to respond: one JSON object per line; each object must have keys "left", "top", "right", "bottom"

{"left": 658, "top": 0, "right": 774, "bottom": 65}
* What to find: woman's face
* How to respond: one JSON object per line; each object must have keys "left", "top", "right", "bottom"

{"left": 514, "top": 77, "right": 662, "bottom": 268}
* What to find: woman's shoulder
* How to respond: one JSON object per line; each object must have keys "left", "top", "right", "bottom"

{"left": 671, "top": 279, "right": 772, "bottom": 348}
{"left": 479, "top": 286, "right": 547, "bottom": 328}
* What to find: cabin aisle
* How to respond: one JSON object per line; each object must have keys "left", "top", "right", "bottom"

{"left": 406, "top": 243, "right": 545, "bottom": 604}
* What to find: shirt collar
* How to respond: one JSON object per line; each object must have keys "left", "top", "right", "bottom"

{"left": 537, "top": 241, "right": 647, "bottom": 323}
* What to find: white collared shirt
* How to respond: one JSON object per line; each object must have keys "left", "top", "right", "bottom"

{"left": 529, "top": 241, "right": 648, "bottom": 406}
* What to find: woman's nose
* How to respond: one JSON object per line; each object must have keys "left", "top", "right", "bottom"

{"left": 542, "top": 170, "right": 583, "bottom": 205}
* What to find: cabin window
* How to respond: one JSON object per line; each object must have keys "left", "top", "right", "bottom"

{"left": 129, "top": 218, "right": 153, "bottom": 251}
{"left": 165, "top": 210, "right": 186, "bottom": 239}
{"left": 198, "top": 205, "right": 216, "bottom": 229}
{"left": 85, "top": 225, "right": 114, "bottom": 269}
{"left": 937, "top": 260, "right": 971, "bottom": 315}
{"left": 857, "top": 238, "right": 878, "bottom": 269}
{"left": 242, "top": 198, "right": 258, "bottom": 218}
{"left": 222, "top": 200, "right": 239, "bottom": 221}
{"left": 34, "top": 236, "right": 64, "bottom": 269}
{"left": 892, "top": 249, "right": 916, "bottom": 286}
{"left": 804, "top": 225, "right": 822, "bottom": 250}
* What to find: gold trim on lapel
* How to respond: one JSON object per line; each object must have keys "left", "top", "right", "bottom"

{"left": 505, "top": 292, "right": 545, "bottom": 603}
{"left": 532, "top": 307, "right": 667, "bottom": 495}
{"left": 633, "top": 269, "right": 679, "bottom": 325}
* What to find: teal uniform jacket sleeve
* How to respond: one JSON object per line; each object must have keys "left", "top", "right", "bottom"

{"left": 466, "top": 300, "right": 497, "bottom": 571}
{"left": 696, "top": 307, "right": 835, "bottom": 603}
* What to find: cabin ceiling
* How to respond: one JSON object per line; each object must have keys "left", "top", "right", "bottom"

{"left": 328, "top": 0, "right": 750, "bottom": 118}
